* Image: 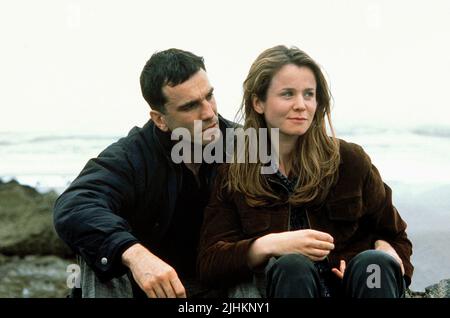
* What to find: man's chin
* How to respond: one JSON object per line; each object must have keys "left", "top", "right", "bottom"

{"left": 201, "top": 127, "right": 221, "bottom": 145}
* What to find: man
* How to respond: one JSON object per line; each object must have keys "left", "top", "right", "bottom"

{"left": 54, "top": 48, "right": 235, "bottom": 298}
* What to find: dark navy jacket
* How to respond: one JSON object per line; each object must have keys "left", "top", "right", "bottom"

{"left": 54, "top": 115, "right": 236, "bottom": 281}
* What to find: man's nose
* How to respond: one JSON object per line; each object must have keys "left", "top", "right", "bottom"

{"left": 200, "top": 100, "right": 215, "bottom": 119}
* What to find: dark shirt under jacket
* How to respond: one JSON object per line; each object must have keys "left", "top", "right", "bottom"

{"left": 272, "top": 170, "right": 333, "bottom": 298}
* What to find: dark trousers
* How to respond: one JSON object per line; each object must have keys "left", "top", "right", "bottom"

{"left": 265, "top": 250, "right": 405, "bottom": 298}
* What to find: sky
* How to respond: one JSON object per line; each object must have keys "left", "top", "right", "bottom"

{"left": 1, "top": 0, "right": 449, "bottom": 135}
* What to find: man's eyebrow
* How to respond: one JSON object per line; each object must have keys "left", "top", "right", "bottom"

{"left": 177, "top": 87, "right": 214, "bottom": 110}
{"left": 178, "top": 99, "right": 198, "bottom": 110}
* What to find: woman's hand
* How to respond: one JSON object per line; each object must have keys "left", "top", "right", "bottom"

{"left": 330, "top": 240, "right": 404, "bottom": 280}
{"left": 374, "top": 239, "right": 405, "bottom": 275}
{"left": 331, "top": 260, "right": 346, "bottom": 279}
{"left": 248, "top": 229, "right": 335, "bottom": 268}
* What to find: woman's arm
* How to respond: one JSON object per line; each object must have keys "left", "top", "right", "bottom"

{"left": 247, "top": 230, "right": 335, "bottom": 268}
{"left": 197, "top": 166, "right": 257, "bottom": 287}
{"left": 198, "top": 165, "right": 336, "bottom": 287}
{"left": 374, "top": 239, "right": 405, "bottom": 275}
{"left": 362, "top": 150, "right": 413, "bottom": 285}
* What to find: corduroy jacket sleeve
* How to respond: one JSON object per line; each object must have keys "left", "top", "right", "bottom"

{"left": 53, "top": 140, "right": 140, "bottom": 281}
{"left": 197, "top": 165, "right": 258, "bottom": 288}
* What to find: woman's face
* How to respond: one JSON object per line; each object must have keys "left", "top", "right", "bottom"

{"left": 253, "top": 64, "right": 317, "bottom": 142}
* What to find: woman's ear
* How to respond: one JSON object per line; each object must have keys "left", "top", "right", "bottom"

{"left": 150, "top": 110, "right": 169, "bottom": 132}
{"left": 252, "top": 94, "right": 264, "bottom": 114}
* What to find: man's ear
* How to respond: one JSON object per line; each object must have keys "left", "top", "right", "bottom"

{"left": 252, "top": 95, "right": 264, "bottom": 114}
{"left": 150, "top": 110, "right": 169, "bottom": 132}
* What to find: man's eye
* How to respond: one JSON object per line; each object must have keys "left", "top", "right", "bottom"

{"left": 281, "top": 91, "right": 293, "bottom": 97}
{"left": 206, "top": 92, "right": 214, "bottom": 101}
{"left": 181, "top": 103, "right": 197, "bottom": 111}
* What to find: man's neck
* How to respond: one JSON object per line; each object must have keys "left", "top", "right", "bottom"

{"left": 184, "top": 162, "right": 202, "bottom": 186}
{"left": 184, "top": 162, "right": 201, "bottom": 175}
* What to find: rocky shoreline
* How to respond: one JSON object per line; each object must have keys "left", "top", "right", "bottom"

{"left": 0, "top": 179, "right": 448, "bottom": 298}
{"left": 0, "top": 178, "right": 75, "bottom": 297}
{"left": 0, "top": 254, "right": 73, "bottom": 298}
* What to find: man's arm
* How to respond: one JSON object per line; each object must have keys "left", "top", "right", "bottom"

{"left": 54, "top": 141, "right": 141, "bottom": 281}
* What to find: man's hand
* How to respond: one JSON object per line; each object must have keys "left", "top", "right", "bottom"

{"left": 374, "top": 239, "right": 405, "bottom": 275}
{"left": 122, "top": 243, "right": 186, "bottom": 298}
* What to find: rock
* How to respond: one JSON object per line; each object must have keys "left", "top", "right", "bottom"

{"left": 0, "top": 179, "right": 73, "bottom": 257}
{"left": 405, "top": 289, "right": 426, "bottom": 298}
{"left": 424, "top": 279, "right": 450, "bottom": 298}
{"left": 0, "top": 254, "right": 74, "bottom": 298}
{"left": 406, "top": 279, "right": 450, "bottom": 298}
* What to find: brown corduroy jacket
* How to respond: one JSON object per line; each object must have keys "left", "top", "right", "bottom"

{"left": 197, "top": 139, "right": 413, "bottom": 288}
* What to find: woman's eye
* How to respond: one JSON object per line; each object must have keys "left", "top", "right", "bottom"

{"left": 281, "top": 91, "right": 293, "bottom": 97}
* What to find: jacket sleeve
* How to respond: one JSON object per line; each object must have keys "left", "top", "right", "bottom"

{"left": 361, "top": 149, "right": 414, "bottom": 287}
{"left": 53, "top": 141, "right": 140, "bottom": 281}
{"left": 197, "top": 166, "right": 257, "bottom": 288}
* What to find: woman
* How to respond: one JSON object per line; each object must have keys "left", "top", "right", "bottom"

{"left": 197, "top": 45, "right": 413, "bottom": 298}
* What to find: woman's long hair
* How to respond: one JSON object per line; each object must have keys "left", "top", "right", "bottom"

{"left": 224, "top": 45, "right": 340, "bottom": 207}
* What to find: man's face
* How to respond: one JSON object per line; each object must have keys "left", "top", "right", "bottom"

{"left": 160, "top": 69, "right": 219, "bottom": 145}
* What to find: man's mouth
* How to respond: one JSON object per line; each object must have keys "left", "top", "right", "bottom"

{"left": 202, "top": 122, "right": 218, "bottom": 131}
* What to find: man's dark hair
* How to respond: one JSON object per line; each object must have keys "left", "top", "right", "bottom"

{"left": 140, "top": 48, "right": 206, "bottom": 112}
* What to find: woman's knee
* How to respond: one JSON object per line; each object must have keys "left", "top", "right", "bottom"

{"left": 265, "top": 254, "right": 320, "bottom": 297}
{"left": 268, "top": 253, "right": 316, "bottom": 276}
{"left": 347, "top": 250, "right": 401, "bottom": 273}
{"left": 343, "top": 250, "right": 405, "bottom": 298}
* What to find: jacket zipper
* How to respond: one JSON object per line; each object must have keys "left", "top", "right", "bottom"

{"left": 306, "top": 206, "right": 332, "bottom": 269}
{"left": 270, "top": 174, "right": 332, "bottom": 298}
{"left": 287, "top": 204, "right": 292, "bottom": 231}
{"left": 305, "top": 208, "right": 311, "bottom": 228}
{"left": 268, "top": 177, "right": 292, "bottom": 231}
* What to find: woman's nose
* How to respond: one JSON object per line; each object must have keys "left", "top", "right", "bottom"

{"left": 293, "top": 96, "right": 307, "bottom": 110}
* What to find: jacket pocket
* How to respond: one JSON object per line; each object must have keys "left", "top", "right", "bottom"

{"left": 327, "top": 196, "right": 363, "bottom": 221}
{"left": 239, "top": 208, "right": 271, "bottom": 236}
{"left": 326, "top": 195, "right": 363, "bottom": 243}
